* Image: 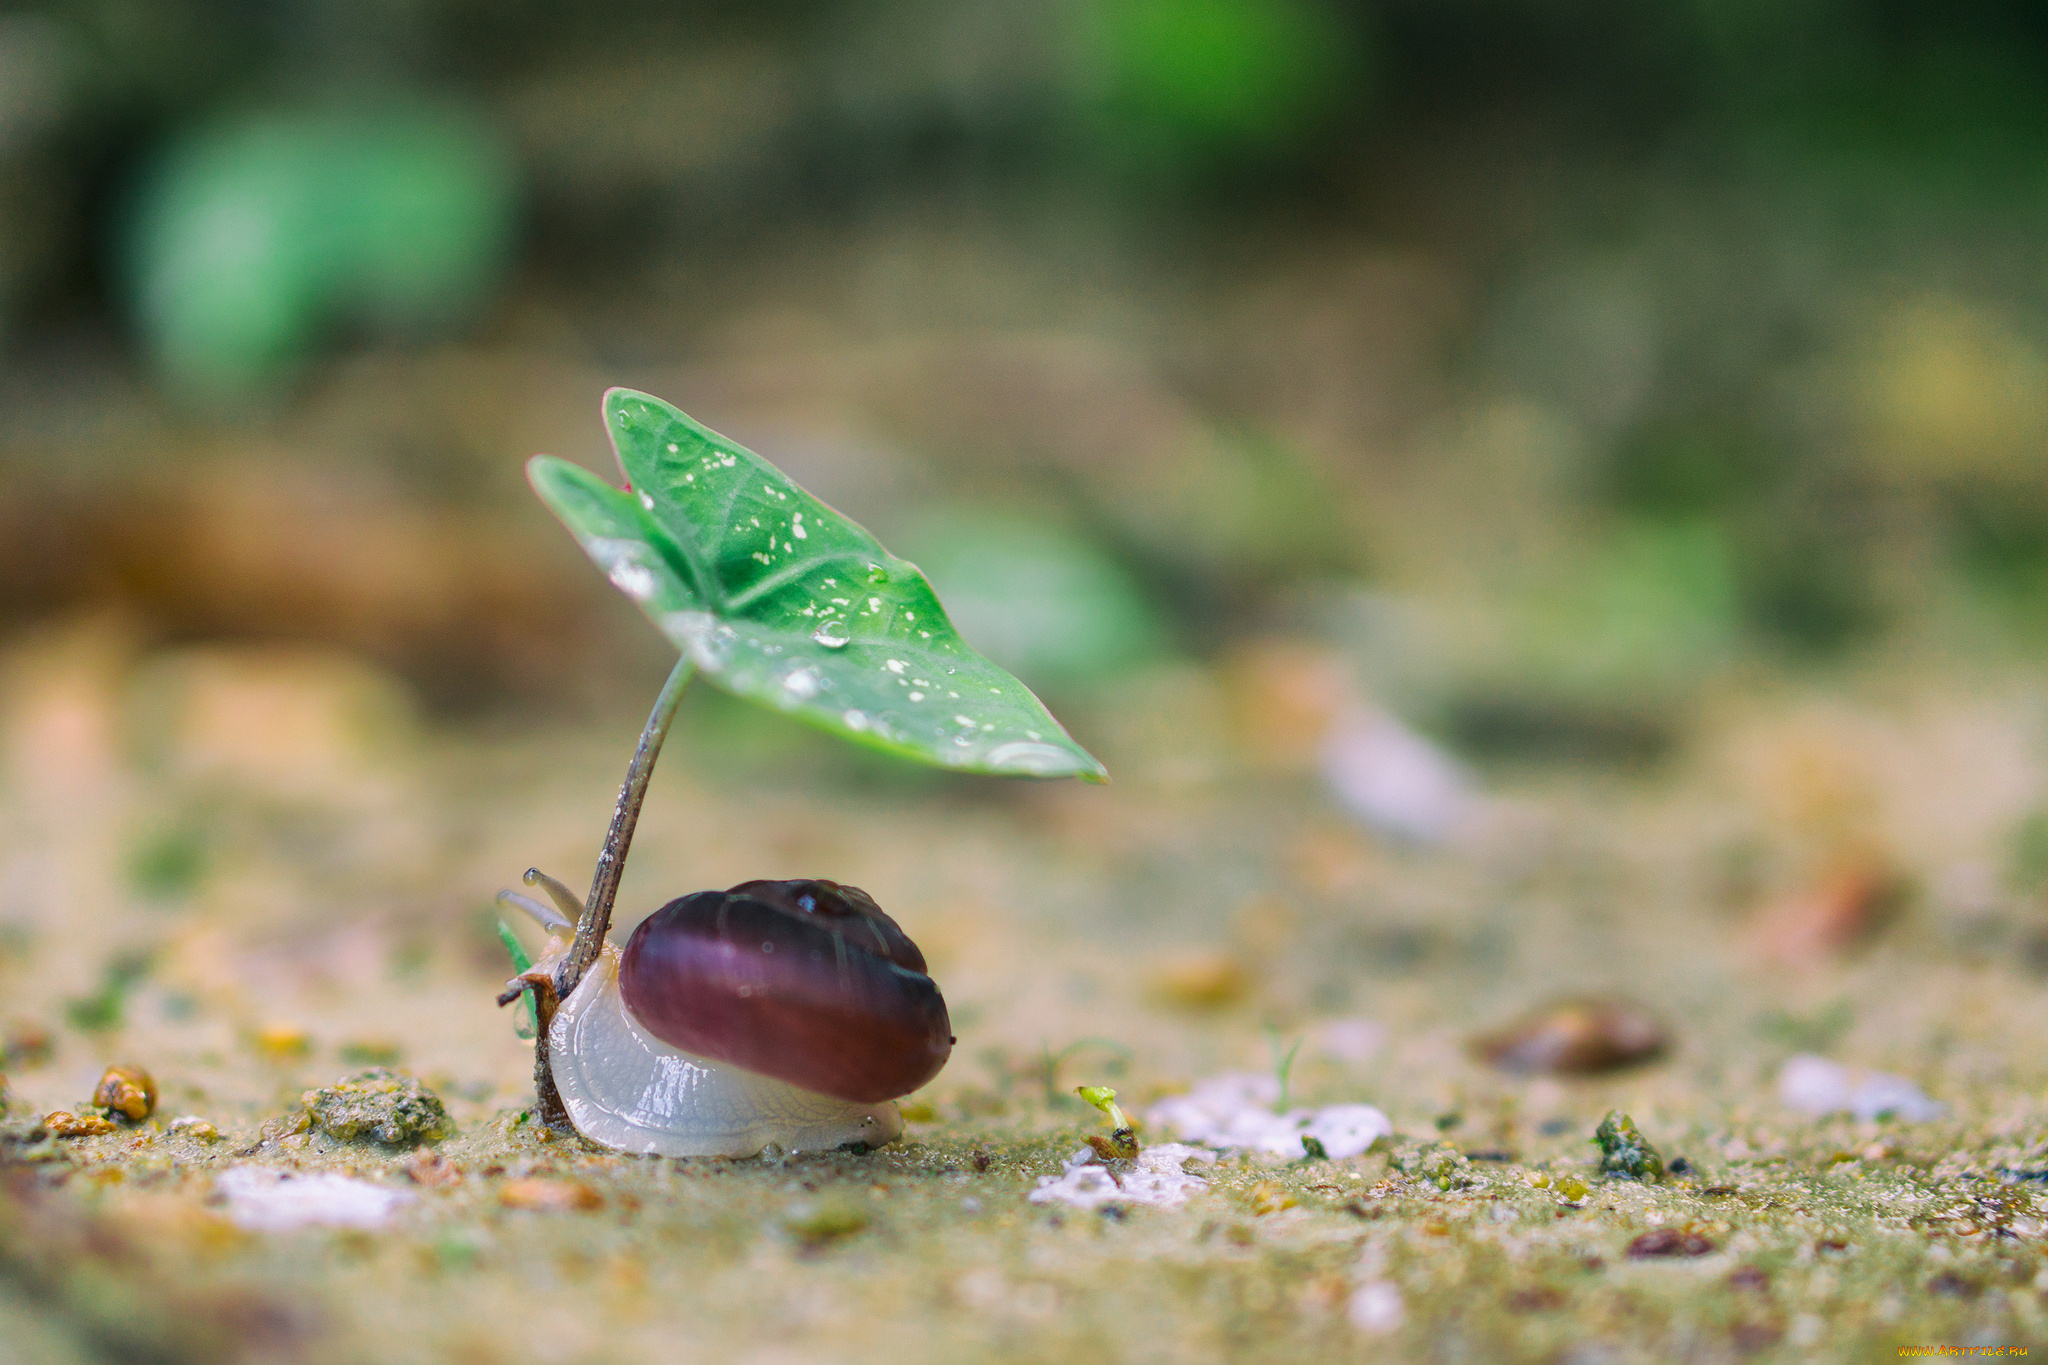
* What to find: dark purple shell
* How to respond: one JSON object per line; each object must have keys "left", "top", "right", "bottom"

{"left": 618, "top": 878, "right": 952, "bottom": 1103}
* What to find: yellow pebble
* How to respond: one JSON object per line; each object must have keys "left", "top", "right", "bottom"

{"left": 92, "top": 1064, "right": 157, "bottom": 1122}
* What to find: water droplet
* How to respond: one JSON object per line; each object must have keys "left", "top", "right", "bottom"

{"left": 791, "top": 513, "right": 807, "bottom": 540}
{"left": 591, "top": 539, "right": 657, "bottom": 599}
{"left": 812, "top": 621, "right": 852, "bottom": 648}
{"left": 782, "top": 666, "right": 821, "bottom": 700}
{"left": 843, "top": 709, "right": 868, "bottom": 731}
{"left": 638, "top": 491, "right": 655, "bottom": 510}
{"left": 667, "top": 442, "right": 679, "bottom": 453}
{"left": 614, "top": 564, "right": 655, "bottom": 597}
{"left": 866, "top": 563, "right": 887, "bottom": 585}
{"left": 884, "top": 659, "right": 906, "bottom": 674}
{"left": 908, "top": 691, "right": 925, "bottom": 702}
{"left": 984, "top": 741, "right": 1085, "bottom": 776}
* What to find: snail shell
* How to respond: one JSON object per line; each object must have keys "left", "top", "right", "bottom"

{"left": 619, "top": 879, "right": 951, "bottom": 1102}
{"left": 544, "top": 879, "right": 950, "bottom": 1158}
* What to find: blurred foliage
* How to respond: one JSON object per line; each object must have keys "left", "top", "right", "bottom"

{"left": 0, "top": 0, "right": 2043, "bottom": 711}
{"left": 1075, "top": 0, "right": 1364, "bottom": 169}
{"left": 121, "top": 105, "right": 515, "bottom": 398}
{"left": 898, "top": 508, "right": 1167, "bottom": 688}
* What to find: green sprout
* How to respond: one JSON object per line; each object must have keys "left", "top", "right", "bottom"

{"left": 495, "top": 920, "right": 537, "bottom": 1039}
{"left": 505, "top": 389, "right": 1108, "bottom": 1128}
{"left": 1076, "top": 1085, "right": 1140, "bottom": 1160}
{"left": 1268, "top": 1026, "right": 1304, "bottom": 1112}
{"left": 1038, "top": 1037, "right": 1133, "bottom": 1106}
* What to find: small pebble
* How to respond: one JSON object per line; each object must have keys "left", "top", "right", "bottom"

{"left": 405, "top": 1149, "right": 462, "bottom": 1187}
{"left": 498, "top": 1177, "right": 602, "bottom": 1212}
{"left": 43, "top": 1110, "right": 117, "bottom": 1138}
{"left": 1592, "top": 1112, "right": 1664, "bottom": 1182}
{"left": 1626, "top": 1228, "right": 1717, "bottom": 1258}
{"left": 303, "top": 1068, "right": 452, "bottom": 1146}
{"left": 1472, "top": 997, "right": 1668, "bottom": 1075}
{"left": 167, "top": 1115, "right": 223, "bottom": 1142}
{"left": 92, "top": 1064, "right": 157, "bottom": 1122}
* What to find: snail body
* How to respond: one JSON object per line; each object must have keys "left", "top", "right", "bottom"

{"left": 505, "top": 876, "right": 949, "bottom": 1158}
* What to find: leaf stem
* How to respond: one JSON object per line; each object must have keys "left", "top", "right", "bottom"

{"left": 532, "top": 652, "right": 694, "bottom": 1131}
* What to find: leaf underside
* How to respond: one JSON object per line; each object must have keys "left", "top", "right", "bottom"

{"left": 529, "top": 388, "right": 1106, "bottom": 781}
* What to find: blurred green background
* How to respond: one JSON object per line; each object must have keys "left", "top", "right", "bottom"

{"left": 1, "top": 0, "right": 2045, "bottom": 757}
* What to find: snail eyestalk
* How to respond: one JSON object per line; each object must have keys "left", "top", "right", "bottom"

{"left": 530, "top": 653, "right": 694, "bottom": 1132}
{"left": 497, "top": 890, "right": 572, "bottom": 936}
{"left": 1076, "top": 1085, "right": 1140, "bottom": 1161}
{"left": 523, "top": 868, "right": 586, "bottom": 926}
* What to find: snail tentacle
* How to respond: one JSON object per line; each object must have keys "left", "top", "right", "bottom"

{"left": 498, "top": 889, "right": 573, "bottom": 936}
{"left": 521, "top": 868, "right": 586, "bottom": 926}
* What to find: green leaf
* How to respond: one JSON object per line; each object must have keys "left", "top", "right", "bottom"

{"left": 496, "top": 919, "right": 536, "bottom": 1039}
{"left": 528, "top": 389, "right": 1107, "bottom": 781}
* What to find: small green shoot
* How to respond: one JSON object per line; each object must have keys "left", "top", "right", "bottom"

{"left": 1038, "top": 1037, "right": 1133, "bottom": 1106}
{"left": 1592, "top": 1110, "right": 1664, "bottom": 1182}
{"left": 1076, "top": 1085, "right": 1140, "bottom": 1160}
{"left": 496, "top": 919, "right": 537, "bottom": 1039}
{"left": 1268, "top": 1026, "right": 1305, "bottom": 1112}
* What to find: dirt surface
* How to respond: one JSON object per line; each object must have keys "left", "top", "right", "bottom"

{"left": 1, "top": 611, "right": 2045, "bottom": 1364}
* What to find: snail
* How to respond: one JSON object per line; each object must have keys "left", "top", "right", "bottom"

{"left": 499, "top": 869, "right": 951, "bottom": 1157}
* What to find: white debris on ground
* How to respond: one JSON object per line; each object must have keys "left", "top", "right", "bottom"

{"left": 1146, "top": 1073, "right": 1393, "bottom": 1159}
{"left": 1319, "top": 706, "right": 1472, "bottom": 846}
{"left": 1777, "top": 1053, "right": 1946, "bottom": 1122}
{"left": 214, "top": 1166, "right": 415, "bottom": 1231}
{"left": 1346, "top": 1281, "right": 1405, "bottom": 1334}
{"left": 1027, "top": 1144, "right": 1216, "bottom": 1211}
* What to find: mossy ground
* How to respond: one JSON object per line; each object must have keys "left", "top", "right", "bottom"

{"left": 1, "top": 639, "right": 2045, "bottom": 1364}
